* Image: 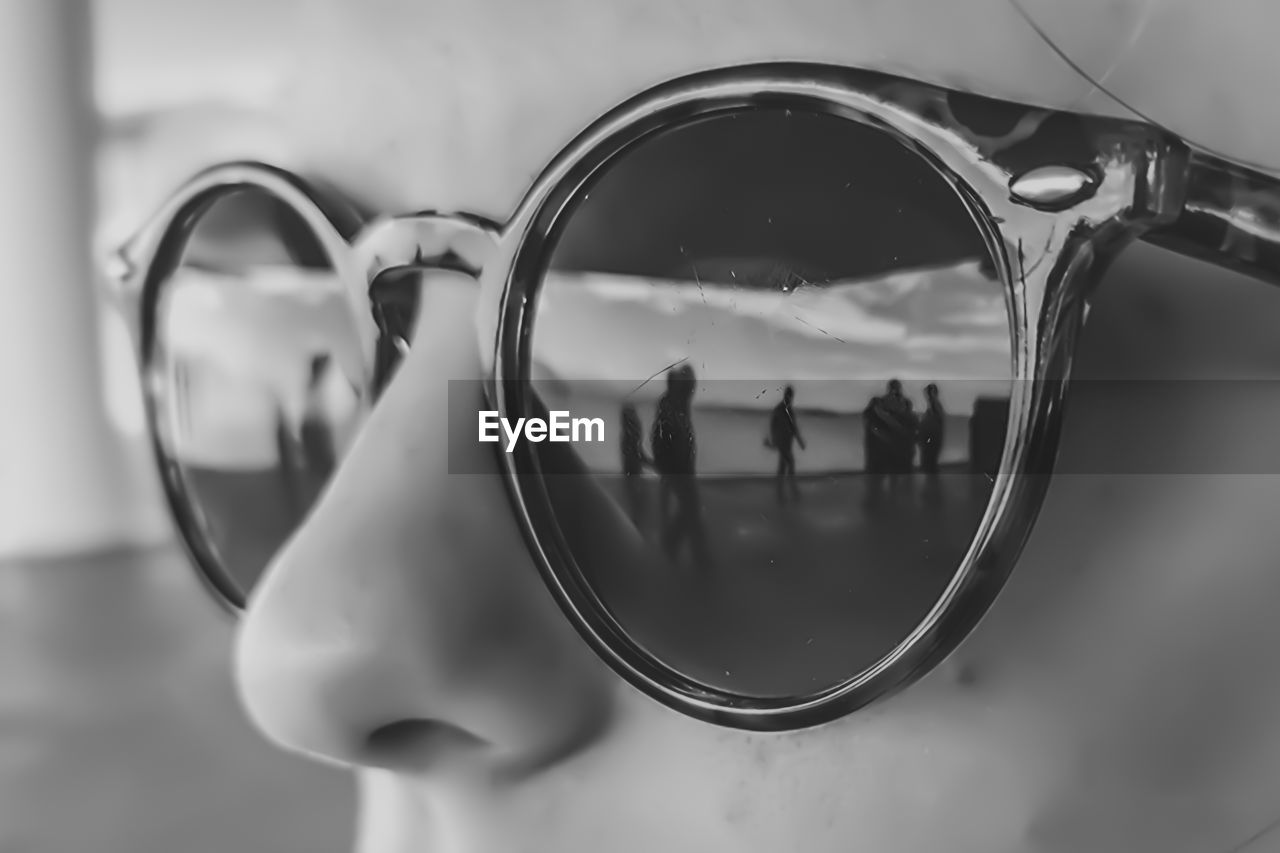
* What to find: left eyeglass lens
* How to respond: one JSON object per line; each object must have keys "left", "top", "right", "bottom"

{"left": 150, "top": 188, "right": 365, "bottom": 600}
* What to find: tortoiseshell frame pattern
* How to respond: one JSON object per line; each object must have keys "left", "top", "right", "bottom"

{"left": 105, "top": 63, "right": 1280, "bottom": 731}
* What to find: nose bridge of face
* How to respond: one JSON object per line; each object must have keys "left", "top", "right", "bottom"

{"left": 355, "top": 214, "right": 501, "bottom": 396}
{"left": 355, "top": 213, "right": 501, "bottom": 287}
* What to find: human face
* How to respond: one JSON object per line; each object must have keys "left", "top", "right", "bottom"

{"left": 111, "top": 1, "right": 1280, "bottom": 851}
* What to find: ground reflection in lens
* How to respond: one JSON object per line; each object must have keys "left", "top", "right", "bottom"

{"left": 530, "top": 108, "right": 1013, "bottom": 698}
{"left": 152, "top": 188, "right": 364, "bottom": 597}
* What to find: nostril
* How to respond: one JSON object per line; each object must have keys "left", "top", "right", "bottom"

{"left": 363, "top": 718, "right": 489, "bottom": 770}
{"left": 365, "top": 719, "right": 432, "bottom": 755}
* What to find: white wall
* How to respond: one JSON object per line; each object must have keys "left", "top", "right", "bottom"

{"left": 0, "top": 0, "right": 169, "bottom": 557}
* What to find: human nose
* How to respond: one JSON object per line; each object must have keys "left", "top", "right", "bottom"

{"left": 232, "top": 280, "right": 614, "bottom": 775}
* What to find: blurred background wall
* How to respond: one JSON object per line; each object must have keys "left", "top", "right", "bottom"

{"left": 1, "top": 2, "right": 354, "bottom": 851}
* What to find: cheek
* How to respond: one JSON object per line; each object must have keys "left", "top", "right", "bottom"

{"left": 894, "top": 242, "right": 1280, "bottom": 839}
{"left": 556, "top": 699, "right": 1063, "bottom": 851}
{"left": 585, "top": 243, "right": 1280, "bottom": 849}
{"left": 517, "top": 241, "right": 1280, "bottom": 844}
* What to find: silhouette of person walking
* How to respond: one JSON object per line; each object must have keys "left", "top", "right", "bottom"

{"left": 863, "top": 378, "right": 918, "bottom": 507}
{"left": 917, "top": 383, "right": 945, "bottom": 505}
{"left": 620, "top": 402, "right": 653, "bottom": 527}
{"left": 651, "top": 364, "right": 711, "bottom": 568}
{"left": 766, "top": 385, "right": 806, "bottom": 503}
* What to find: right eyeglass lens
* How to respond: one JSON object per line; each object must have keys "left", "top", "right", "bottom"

{"left": 527, "top": 107, "right": 1015, "bottom": 698}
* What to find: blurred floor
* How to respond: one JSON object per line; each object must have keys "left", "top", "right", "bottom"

{"left": 0, "top": 544, "right": 354, "bottom": 853}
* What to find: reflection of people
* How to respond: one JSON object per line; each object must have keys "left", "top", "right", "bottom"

{"left": 619, "top": 402, "right": 652, "bottom": 525}
{"left": 969, "top": 396, "right": 1011, "bottom": 478}
{"left": 273, "top": 399, "right": 306, "bottom": 520}
{"left": 299, "top": 354, "right": 338, "bottom": 479}
{"left": 275, "top": 354, "right": 341, "bottom": 519}
{"left": 766, "top": 385, "right": 806, "bottom": 503}
{"left": 651, "top": 365, "right": 710, "bottom": 567}
{"left": 917, "top": 383, "right": 945, "bottom": 473}
{"left": 164, "top": 5, "right": 1280, "bottom": 853}
{"left": 917, "top": 383, "right": 945, "bottom": 505}
{"left": 863, "top": 378, "right": 918, "bottom": 505}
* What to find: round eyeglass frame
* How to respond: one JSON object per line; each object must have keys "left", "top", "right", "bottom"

{"left": 477, "top": 64, "right": 1178, "bottom": 730}
{"left": 107, "top": 62, "right": 1185, "bottom": 731}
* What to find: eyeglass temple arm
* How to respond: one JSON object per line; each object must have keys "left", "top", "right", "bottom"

{"left": 1141, "top": 151, "right": 1280, "bottom": 287}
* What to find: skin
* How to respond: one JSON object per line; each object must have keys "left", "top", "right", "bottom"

{"left": 116, "top": 1, "right": 1280, "bottom": 850}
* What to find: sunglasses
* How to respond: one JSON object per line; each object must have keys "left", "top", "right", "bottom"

{"left": 104, "top": 63, "right": 1280, "bottom": 731}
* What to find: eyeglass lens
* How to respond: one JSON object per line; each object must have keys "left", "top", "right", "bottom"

{"left": 527, "top": 107, "right": 1014, "bottom": 698}
{"left": 150, "top": 189, "right": 366, "bottom": 598}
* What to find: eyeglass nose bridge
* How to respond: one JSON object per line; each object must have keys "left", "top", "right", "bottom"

{"left": 351, "top": 212, "right": 501, "bottom": 394}
{"left": 355, "top": 211, "right": 500, "bottom": 282}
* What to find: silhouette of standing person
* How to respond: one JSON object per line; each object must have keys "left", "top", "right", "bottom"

{"left": 651, "top": 365, "right": 711, "bottom": 568}
{"left": 274, "top": 353, "right": 347, "bottom": 521}
{"left": 766, "top": 385, "right": 806, "bottom": 504}
{"left": 299, "top": 355, "right": 338, "bottom": 486}
{"left": 619, "top": 402, "right": 653, "bottom": 527}
{"left": 917, "top": 383, "right": 945, "bottom": 505}
{"left": 274, "top": 397, "right": 306, "bottom": 521}
{"left": 863, "top": 378, "right": 917, "bottom": 507}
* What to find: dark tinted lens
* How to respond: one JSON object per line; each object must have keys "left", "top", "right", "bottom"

{"left": 528, "top": 108, "right": 1013, "bottom": 698}
{"left": 151, "top": 188, "right": 364, "bottom": 600}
